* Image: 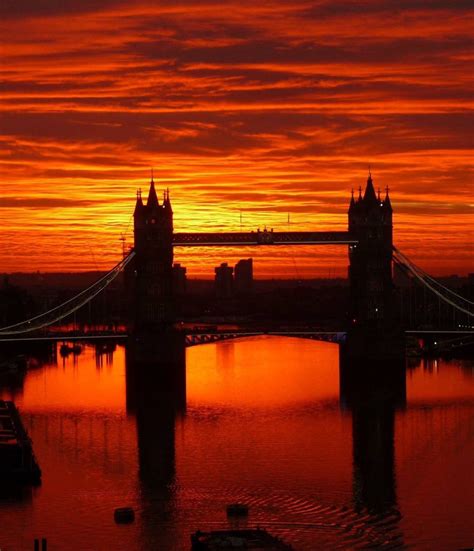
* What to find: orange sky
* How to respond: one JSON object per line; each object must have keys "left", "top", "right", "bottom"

{"left": 0, "top": 1, "right": 472, "bottom": 277}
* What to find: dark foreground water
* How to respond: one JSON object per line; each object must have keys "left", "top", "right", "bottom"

{"left": 0, "top": 337, "right": 473, "bottom": 550}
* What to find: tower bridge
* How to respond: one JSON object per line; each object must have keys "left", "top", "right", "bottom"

{"left": 1, "top": 173, "right": 472, "bottom": 363}
{"left": 128, "top": 172, "right": 397, "bottom": 360}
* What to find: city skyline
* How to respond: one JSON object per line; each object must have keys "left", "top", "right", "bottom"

{"left": 1, "top": 1, "right": 472, "bottom": 277}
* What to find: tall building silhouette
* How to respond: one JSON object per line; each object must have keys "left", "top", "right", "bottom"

{"left": 172, "top": 263, "right": 187, "bottom": 295}
{"left": 131, "top": 177, "right": 174, "bottom": 329}
{"left": 214, "top": 262, "right": 234, "bottom": 298}
{"left": 348, "top": 173, "right": 393, "bottom": 328}
{"left": 234, "top": 258, "right": 253, "bottom": 295}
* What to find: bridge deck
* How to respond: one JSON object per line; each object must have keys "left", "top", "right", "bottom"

{"left": 173, "top": 231, "right": 356, "bottom": 246}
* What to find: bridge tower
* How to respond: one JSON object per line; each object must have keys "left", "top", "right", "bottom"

{"left": 348, "top": 172, "right": 393, "bottom": 327}
{"left": 131, "top": 177, "right": 174, "bottom": 331}
{"left": 346, "top": 173, "right": 401, "bottom": 360}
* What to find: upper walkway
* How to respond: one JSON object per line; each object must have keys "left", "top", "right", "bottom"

{"left": 173, "top": 230, "right": 356, "bottom": 246}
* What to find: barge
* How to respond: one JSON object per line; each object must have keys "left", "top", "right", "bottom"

{"left": 0, "top": 400, "right": 41, "bottom": 485}
{"left": 191, "top": 528, "right": 293, "bottom": 550}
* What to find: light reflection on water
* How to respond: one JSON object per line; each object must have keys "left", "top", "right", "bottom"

{"left": 0, "top": 337, "right": 473, "bottom": 551}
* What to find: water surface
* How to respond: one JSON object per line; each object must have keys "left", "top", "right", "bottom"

{"left": 0, "top": 337, "right": 473, "bottom": 550}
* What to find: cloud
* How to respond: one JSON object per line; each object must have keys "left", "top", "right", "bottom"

{"left": 0, "top": 197, "right": 98, "bottom": 208}
{"left": 0, "top": 0, "right": 472, "bottom": 274}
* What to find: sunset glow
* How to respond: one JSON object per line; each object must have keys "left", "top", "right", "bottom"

{"left": 1, "top": 1, "right": 472, "bottom": 276}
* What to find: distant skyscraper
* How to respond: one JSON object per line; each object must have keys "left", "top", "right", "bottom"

{"left": 234, "top": 258, "right": 253, "bottom": 295}
{"left": 214, "top": 263, "right": 234, "bottom": 298}
{"left": 172, "top": 263, "right": 187, "bottom": 295}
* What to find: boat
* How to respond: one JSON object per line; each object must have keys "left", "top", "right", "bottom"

{"left": 0, "top": 400, "right": 41, "bottom": 485}
{"left": 96, "top": 343, "right": 116, "bottom": 354}
{"left": 406, "top": 336, "right": 422, "bottom": 358}
{"left": 0, "top": 356, "right": 27, "bottom": 374}
{"left": 226, "top": 503, "right": 249, "bottom": 516}
{"left": 114, "top": 507, "right": 135, "bottom": 523}
{"left": 191, "top": 528, "right": 294, "bottom": 550}
{"left": 59, "top": 343, "right": 82, "bottom": 357}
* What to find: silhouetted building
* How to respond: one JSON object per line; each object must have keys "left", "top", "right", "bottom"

{"left": 234, "top": 258, "right": 253, "bottom": 295}
{"left": 0, "top": 277, "right": 36, "bottom": 326}
{"left": 128, "top": 177, "right": 174, "bottom": 330}
{"left": 214, "top": 263, "right": 233, "bottom": 298}
{"left": 348, "top": 173, "right": 393, "bottom": 327}
{"left": 172, "top": 263, "right": 187, "bottom": 295}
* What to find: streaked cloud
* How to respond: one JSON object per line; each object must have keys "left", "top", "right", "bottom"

{"left": 0, "top": 0, "right": 472, "bottom": 275}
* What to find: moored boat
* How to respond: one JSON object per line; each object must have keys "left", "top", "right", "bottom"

{"left": 191, "top": 528, "right": 293, "bottom": 550}
{"left": 0, "top": 400, "right": 41, "bottom": 485}
{"left": 114, "top": 507, "right": 135, "bottom": 523}
{"left": 226, "top": 503, "right": 249, "bottom": 517}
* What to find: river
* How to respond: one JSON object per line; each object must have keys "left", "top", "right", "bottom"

{"left": 0, "top": 337, "right": 473, "bottom": 550}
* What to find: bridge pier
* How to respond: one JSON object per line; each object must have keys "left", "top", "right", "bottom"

{"left": 126, "top": 328, "right": 186, "bottom": 395}
{"left": 341, "top": 327, "right": 405, "bottom": 363}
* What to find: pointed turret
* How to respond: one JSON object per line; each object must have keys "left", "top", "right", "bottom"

{"left": 134, "top": 188, "right": 143, "bottom": 216}
{"left": 147, "top": 178, "right": 159, "bottom": 208}
{"left": 349, "top": 188, "right": 355, "bottom": 212}
{"left": 383, "top": 186, "right": 392, "bottom": 212}
{"left": 163, "top": 188, "right": 172, "bottom": 212}
{"left": 363, "top": 172, "right": 377, "bottom": 204}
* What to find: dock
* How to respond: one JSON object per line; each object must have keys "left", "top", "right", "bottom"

{"left": 0, "top": 400, "right": 41, "bottom": 485}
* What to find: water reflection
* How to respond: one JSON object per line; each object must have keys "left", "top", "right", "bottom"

{"left": 340, "top": 359, "right": 406, "bottom": 549}
{"left": 0, "top": 337, "right": 472, "bottom": 550}
{"left": 340, "top": 360, "right": 406, "bottom": 514}
{"left": 0, "top": 341, "right": 56, "bottom": 401}
{"left": 125, "top": 336, "right": 186, "bottom": 550}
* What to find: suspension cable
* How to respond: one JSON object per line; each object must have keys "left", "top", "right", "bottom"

{"left": 393, "top": 246, "right": 474, "bottom": 306}
{"left": 393, "top": 255, "right": 473, "bottom": 318}
{"left": 0, "top": 251, "right": 135, "bottom": 335}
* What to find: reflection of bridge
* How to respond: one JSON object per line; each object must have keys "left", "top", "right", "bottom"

{"left": 0, "top": 173, "right": 472, "bottom": 361}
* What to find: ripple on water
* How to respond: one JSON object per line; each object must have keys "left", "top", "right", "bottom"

{"left": 175, "top": 485, "right": 405, "bottom": 550}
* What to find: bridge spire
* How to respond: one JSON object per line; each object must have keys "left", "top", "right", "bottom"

{"left": 134, "top": 188, "right": 143, "bottom": 215}
{"left": 383, "top": 185, "right": 392, "bottom": 211}
{"left": 147, "top": 173, "right": 159, "bottom": 208}
{"left": 163, "top": 187, "right": 172, "bottom": 213}
{"left": 363, "top": 171, "right": 377, "bottom": 203}
{"left": 349, "top": 188, "right": 356, "bottom": 210}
